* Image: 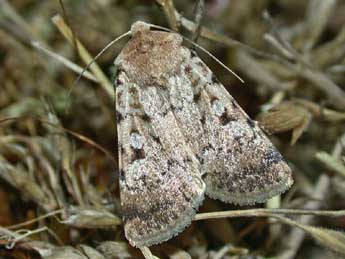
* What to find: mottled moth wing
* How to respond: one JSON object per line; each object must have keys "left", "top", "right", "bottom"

{"left": 175, "top": 49, "right": 293, "bottom": 205}
{"left": 115, "top": 23, "right": 205, "bottom": 247}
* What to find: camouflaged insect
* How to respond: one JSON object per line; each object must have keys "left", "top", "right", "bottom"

{"left": 114, "top": 21, "right": 293, "bottom": 247}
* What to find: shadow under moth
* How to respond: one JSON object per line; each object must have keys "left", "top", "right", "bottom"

{"left": 114, "top": 21, "right": 293, "bottom": 247}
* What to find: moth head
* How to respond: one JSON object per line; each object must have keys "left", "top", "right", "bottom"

{"left": 130, "top": 21, "right": 151, "bottom": 35}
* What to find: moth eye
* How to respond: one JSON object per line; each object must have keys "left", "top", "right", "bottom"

{"left": 130, "top": 132, "right": 144, "bottom": 149}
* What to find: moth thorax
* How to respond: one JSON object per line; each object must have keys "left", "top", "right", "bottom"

{"left": 118, "top": 29, "right": 183, "bottom": 86}
{"left": 130, "top": 21, "right": 151, "bottom": 35}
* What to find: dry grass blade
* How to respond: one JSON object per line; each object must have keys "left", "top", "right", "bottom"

{"left": 235, "top": 51, "right": 291, "bottom": 91}
{"left": 0, "top": 227, "right": 59, "bottom": 249}
{"left": 312, "top": 25, "right": 345, "bottom": 68}
{"left": 79, "top": 244, "right": 105, "bottom": 258}
{"left": 61, "top": 206, "right": 121, "bottom": 229}
{"left": 6, "top": 210, "right": 63, "bottom": 230}
{"left": 156, "top": 0, "right": 179, "bottom": 31}
{"left": 0, "top": 154, "right": 54, "bottom": 211}
{"left": 195, "top": 208, "right": 345, "bottom": 256}
{"left": 45, "top": 106, "right": 84, "bottom": 206}
{"left": 293, "top": 98, "right": 345, "bottom": 122}
{"left": 274, "top": 215, "right": 345, "bottom": 257}
{"left": 0, "top": 116, "right": 116, "bottom": 166}
{"left": 191, "top": 0, "right": 205, "bottom": 42}
{"left": 262, "top": 11, "right": 345, "bottom": 110}
{"left": 96, "top": 241, "right": 142, "bottom": 258}
{"left": 316, "top": 151, "right": 345, "bottom": 178}
{"left": 303, "top": 0, "right": 337, "bottom": 52}
{"left": 176, "top": 12, "right": 280, "bottom": 61}
{"left": 140, "top": 246, "right": 161, "bottom": 259}
{"left": 51, "top": 14, "right": 113, "bottom": 99}
{"left": 0, "top": 0, "right": 42, "bottom": 41}
{"left": 31, "top": 41, "right": 99, "bottom": 83}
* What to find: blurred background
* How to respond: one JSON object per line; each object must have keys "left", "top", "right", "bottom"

{"left": 0, "top": 0, "right": 345, "bottom": 258}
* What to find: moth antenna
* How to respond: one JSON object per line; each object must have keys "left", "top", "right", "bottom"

{"left": 65, "top": 30, "right": 131, "bottom": 113}
{"left": 184, "top": 37, "right": 244, "bottom": 83}
{"left": 148, "top": 24, "right": 171, "bottom": 32}
{"left": 149, "top": 24, "right": 244, "bottom": 83}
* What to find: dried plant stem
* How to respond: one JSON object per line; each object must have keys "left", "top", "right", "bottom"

{"left": 293, "top": 98, "right": 345, "bottom": 121}
{"left": 173, "top": 10, "right": 296, "bottom": 92}
{"left": 263, "top": 11, "right": 345, "bottom": 110}
{"left": 333, "top": 132, "right": 345, "bottom": 157}
{"left": 274, "top": 214, "right": 345, "bottom": 256}
{"left": 140, "top": 246, "right": 161, "bottom": 259}
{"left": 6, "top": 209, "right": 64, "bottom": 230}
{"left": 191, "top": 0, "right": 205, "bottom": 42}
{"left": 303, "top": 0, "right": 337, "bottom": 52}
{"left": 31, "top": 41, "right": 99, "bottom": 83}
{"left": 212, "top": 246, "right": 230, "bottom": 259}
{"left": 178, "top": 14, "right": 281, "bottom": 62}
{"left": 235, "top": 51, "right": 290, "bottom": 91}
{"left": 51, "top": 14, "right": 113, "bottom": 98}
{"left": 0, "top": 116, "right": 117, "bottom": 165}
{"left": 297, "top": 67, "right": 345, "bottom": 110}
{"left": 156, "top": 0, "right": 179, "bottom": 31}
{"left": 1, "top": 227, "right": 54, "bottom": 249}
{"left": 0, "top": 0, "right": 43, "bottom": 42}
{"left": 169, "top": 6, "right": 345, "bottom": 109}
{"left": 313, "top": 25, "right": 345, "bottom": 68}
{"left": 194, "top": 206, "right": 345, "bottom": 221}
{"left": 316, "top": 151, "right": 345, "bottom": 178}
{"left": 275, "top": 174, "right": 330, "bottom": 259}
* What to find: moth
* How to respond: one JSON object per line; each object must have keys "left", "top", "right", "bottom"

{"left": 114, "top": 21, "right": 293, "bottom": 247}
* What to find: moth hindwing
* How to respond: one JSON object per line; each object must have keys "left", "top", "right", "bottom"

{"left": 114, "top": 21, "right": 293, "bottom": 247}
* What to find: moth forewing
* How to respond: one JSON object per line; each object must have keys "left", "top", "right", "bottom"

{"left": 183, "top": 56, "right": 293, "bottom": 205}
{"left": 115, "top": 22, "right": 205, "bottom": 247}
{"left": 114, "top": 21, "right": 293, "bottom": 247}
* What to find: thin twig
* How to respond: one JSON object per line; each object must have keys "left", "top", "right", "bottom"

{"left": 6, "top": 209, "right": 64, "bottom": 230}
{"left": 194, "top": 207, "right": 345, "bottom": 221}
